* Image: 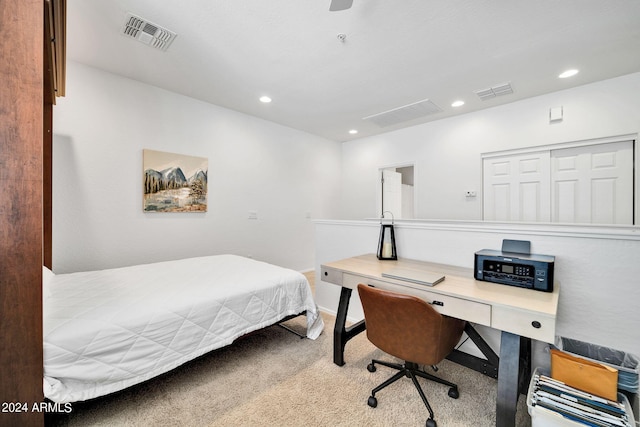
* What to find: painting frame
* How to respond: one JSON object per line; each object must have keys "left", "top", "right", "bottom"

{"left": 143, "top": 149, "right": 208, "bottom": 213}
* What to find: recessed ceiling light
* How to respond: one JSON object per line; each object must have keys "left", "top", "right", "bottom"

{"left": 348, "top": 129, "right": 358, "bottom": 135}
{"left": 451, "top": 100, "right": 465, "bottom": 107}
{"left": 259, "top": 96, "right": 272, "bottom": 103}
{"left": 559, "top": 69, "right": 579, "bottom": 79}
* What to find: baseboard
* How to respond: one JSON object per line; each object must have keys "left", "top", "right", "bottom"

{"left": 317, "top": 305, "right": 366, "bottom": 325}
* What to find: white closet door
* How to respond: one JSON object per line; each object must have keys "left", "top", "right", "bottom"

{"left": 401, "top": 184, "right": 414, "bottom": 219}
{"left": 382, "top": 169, "right": 402, "bottom": 218}
{"left": 551, "top": 141, "right": 633, "bottom": 224}
{"left": 483, "top": 152, "right": 551, "bottom": 222}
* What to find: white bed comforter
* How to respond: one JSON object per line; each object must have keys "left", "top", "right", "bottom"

{"left": 43, "top": 255, "right": 324, "bottom": 403}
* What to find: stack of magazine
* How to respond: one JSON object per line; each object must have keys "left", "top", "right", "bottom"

{"left": 530, "top": 371, "right": 633, "bottom": 426}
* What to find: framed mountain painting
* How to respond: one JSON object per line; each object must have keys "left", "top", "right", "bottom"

{"left": 143, "top": 149, "right": 208, "bottom": 212}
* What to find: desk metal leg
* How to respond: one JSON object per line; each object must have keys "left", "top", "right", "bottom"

{"left": 333, "top": 287, "right": 366, "bottom": 366}
{"left": 496, "top": 331, "right": 531, "bottom": 427}
{"left": 447, "top": 323, "right": 499, "bottom": 379}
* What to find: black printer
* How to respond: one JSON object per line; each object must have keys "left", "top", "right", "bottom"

{"left": 474, "top": 240, "right": 555, "bottom": 292}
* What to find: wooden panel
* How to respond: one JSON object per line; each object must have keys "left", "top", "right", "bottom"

{"left": 0, "top": 0, "right": 45, "bottom": 425}
{"left": 554, "top": 179, "right": 578, "bottom": 222}
{"left": 43, "top": 0, "right": 54, "bottom": 269}
{"left": 592, "top": 178, "right": 616, "bottom": 223}
{"left": 320, "top": 266, "right": 343, "bottom": 286}
{"left": 44, "top": 102, "right": 53, "bottom": 269}
{"left": 342, "top": 273, "right": 492, "bottom": 326}
{"left": 43, "top": 0, "right": 65, "bottom": 268}
{"left": 492, "top": 305, "right": 556, "bottom": 343}
{"left": 551, "top": 141, "right": 633, "bottom": 224}
{"left": 483, "top": 152, "right": 551, "bottom": 222}
{"left": 519, "top": 181, "right": 540, "bottom": 222}
{"left": 381, "top": 169, "right": 402, "bottom": 218}
{"left": 492, "top": 183, "right": 510, "bottom": 221}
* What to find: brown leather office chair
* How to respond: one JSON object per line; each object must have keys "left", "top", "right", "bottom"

{"left": 357, "top": 283, "right": 466, "bottom": 427}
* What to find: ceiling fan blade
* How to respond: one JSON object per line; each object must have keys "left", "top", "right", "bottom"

{"left": 329, "top": 0, "right": 353, "bottom": 11}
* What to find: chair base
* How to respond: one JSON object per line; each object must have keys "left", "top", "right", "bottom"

{"left": 366, "top": 359, "right": 459, "bottom": 427}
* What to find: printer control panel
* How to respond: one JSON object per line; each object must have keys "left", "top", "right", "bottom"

{"left": 474, "top": 249, "right": 554, "bottom": 292}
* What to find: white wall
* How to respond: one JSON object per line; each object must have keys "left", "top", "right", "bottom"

{"left": 52, "top": 61, "right": 342, "bottom": 273}
{"left": 340, "top": 72, "right": 640, "bottom": 220}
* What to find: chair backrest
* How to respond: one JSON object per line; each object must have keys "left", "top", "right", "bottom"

{"left": 357, "top": 284, "right": 465, "bottom": 365}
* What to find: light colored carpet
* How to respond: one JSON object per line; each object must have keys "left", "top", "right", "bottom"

{"left": 48, "top": 312, "right": 532, "bottom": 427}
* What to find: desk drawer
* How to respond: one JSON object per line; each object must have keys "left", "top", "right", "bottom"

{"left": 345, "top": 274, "right": 491, "bottom": 326}
{"left": 320, "top": 266, "right": 343, "bottom": 286}
{"left": 492, "top": 306, "right": 556, "bottom": 343}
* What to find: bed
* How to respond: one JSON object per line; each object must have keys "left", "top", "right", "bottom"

{"left": 42, "top": 254, "right": 324, "bottom": 403}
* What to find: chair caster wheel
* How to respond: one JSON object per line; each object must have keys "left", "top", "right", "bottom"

{"left": 448, "top": 387, "right": 459, "bottom": 399}
{"left": 367, "top": 363, "right": 376, "bottom": 372}
{"left": 426, "top": 418, "right": 437, "bottom": 427}
{"left": 367, "top": 396, "right": 377, "bottom": 408}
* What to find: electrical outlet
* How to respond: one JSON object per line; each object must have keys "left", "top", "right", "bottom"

{"left": 465, "top": 191, "right": 477, "bottom": 198}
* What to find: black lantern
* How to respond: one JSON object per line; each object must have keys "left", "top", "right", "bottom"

{"left": 377, "top": 211, "right": 397, "bottom": 260}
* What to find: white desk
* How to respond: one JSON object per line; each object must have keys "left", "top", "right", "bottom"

{"left": 321, "top": 254, "right": 560, "bottom": 427}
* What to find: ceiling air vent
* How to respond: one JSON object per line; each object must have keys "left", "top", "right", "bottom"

{"left": 122, "top": 13, "right": 177, "bottom": 52}
{"left": 363, "top": 98, "right": 442, "bottom": 128}
{"left": 475, "top": 82, "right": 514, "bottom": 101}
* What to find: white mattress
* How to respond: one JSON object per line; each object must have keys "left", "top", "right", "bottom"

{"left": 43, "top": 255, "right": 324, "bottom": 403}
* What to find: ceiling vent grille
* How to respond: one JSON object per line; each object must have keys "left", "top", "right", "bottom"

{"left": 122, "top": 13, "right": 177, "bottom": 52}
{"left": 475, "top": 82, "right": 514, "bottom": 101}
{"left": 363, "top": 98, "right": 442, "bottom": 127}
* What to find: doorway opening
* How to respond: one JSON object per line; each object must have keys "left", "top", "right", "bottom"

{"left": 378, "top": 165, "right": 415, "bottom": 219}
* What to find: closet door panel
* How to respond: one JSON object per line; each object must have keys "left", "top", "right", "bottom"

{"left": 551, "top": 141, "right": 633, "bottom": 224}
{"left": 483, "top": 152, "right": 550, "bottom": 222}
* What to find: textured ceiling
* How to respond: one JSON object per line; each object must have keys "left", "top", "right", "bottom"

{"left": 66, "top": 0, "right": 640, "bottom": 142}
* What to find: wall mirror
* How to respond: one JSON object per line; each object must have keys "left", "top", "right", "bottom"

{"left": 482, "top": 137, "right": 636, "bottom": 225}
{"left": 374, "top": 137, "right": 638, "bottom": 226}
